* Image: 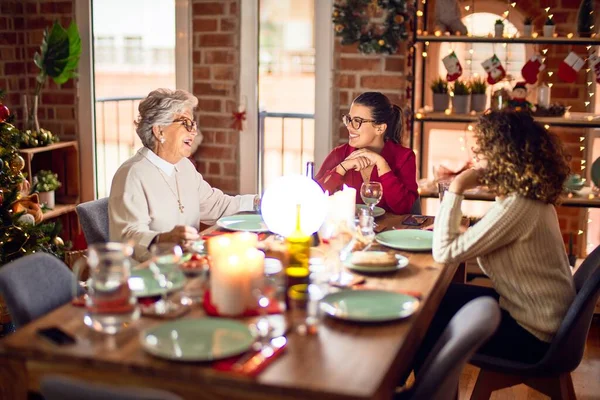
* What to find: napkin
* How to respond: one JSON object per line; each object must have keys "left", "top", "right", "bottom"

{"left": 202, "top": 290, "right": 282, "bottom": 317}
{"left": 213, "top": 336, "right": 287, "bottom": 377}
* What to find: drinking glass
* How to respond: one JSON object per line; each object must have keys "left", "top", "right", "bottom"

{"left": 357, "top": 208, "right": 375, "bottom": 251}
{"left": 288, "top": 283, "right": 325, "bottom": 335}
{"left": 438, "top": 180, "right": 451, "bottom": 202}
{"left": 319, "top": 218, "right": 356, "bottom": 285}
{"left": 360, "top": 181, "right": 383, "bottom": 217}
{"left": 149, "top": 243, "right": 184, "bottom": 314}
{"left": 252, "top": 270, "right": 279, "bottom": 340}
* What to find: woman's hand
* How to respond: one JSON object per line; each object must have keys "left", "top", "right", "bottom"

{"left": 449, "top": 168, "right": 484, "bottom": 194}
{"left": 346, "top": 149, "right": 391, "bottom": 175}
{"left": 337, "top": 156, "right": 372, "bottom": 174}
{"left": 156, "top": 225, "right": 200, "bottom": 249}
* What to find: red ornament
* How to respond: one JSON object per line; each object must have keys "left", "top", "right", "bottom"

{"left": 231, "top": 110, "right": 247, "bottom": 131}
{"left": 0, "top": 103, "right": 9, "bottom": 123}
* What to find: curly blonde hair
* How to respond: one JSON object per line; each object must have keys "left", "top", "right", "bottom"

{"left": 473, "top": 111, "right": 570, "bottom": 204}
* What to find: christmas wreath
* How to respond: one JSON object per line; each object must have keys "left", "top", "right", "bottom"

{"left": 332, "top": 0, "right": 410, "bottom": 55}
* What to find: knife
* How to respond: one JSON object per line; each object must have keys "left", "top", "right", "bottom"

{"left": 231, "top": 336, "right": 287, "bottom": 375}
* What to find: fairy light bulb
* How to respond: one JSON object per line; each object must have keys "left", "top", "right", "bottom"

{"left": 422, "top": 51, "right": 428, "bottom": 57}
{"left": 548, "top": 83, "right": 553, "bottom": 88}
{"left": 544, "top": 7, "right": 550, "bottom": 13}
{"left": 567, "top": 33, "right": 574, "bottom": 38}
{"left": 548, "top": 71, "right": 553, "bottom": 77}
{"left": 464, "top": 5, "right": 470, "bottom": 11}
{"left": 435, "top": 30, "right": 441, "bottom": 37}
{"left": 511, "top": 2, "right": 516, "bottom": 7}
{"left": 416, "top": 10, "right": 423, "bottom": 17}
{"left": 542, "top": 49, "right": 548, "bottom": 54}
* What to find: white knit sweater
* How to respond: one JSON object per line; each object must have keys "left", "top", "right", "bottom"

{"left": 433, "top": 191, "right": 575, "bottom": 342}
{"left": 109, "top": 148, "right": 255, "bottom": 262}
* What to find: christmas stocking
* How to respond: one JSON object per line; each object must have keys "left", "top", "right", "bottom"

{"left": 521, "top": 55, "right": 546, "bottom": 84}
{"left": 481, "top": 55, "right": 506, "bottom": 85}
{"left": 589, "top": 54, "right": 600, "bottom": 84}
{"left": 558, "top": 52, "right": 585, "bottom": 83}
{"left": 442, "top": 51, "right": 463, "bottom": 82}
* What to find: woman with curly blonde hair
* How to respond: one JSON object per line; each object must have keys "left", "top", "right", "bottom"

{"left": 415, "top": 111, "right": 576, "bottom": 369}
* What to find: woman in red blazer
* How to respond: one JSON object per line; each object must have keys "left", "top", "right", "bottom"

{"left": 315, "top": 92, "right": 418, "bottom": 214}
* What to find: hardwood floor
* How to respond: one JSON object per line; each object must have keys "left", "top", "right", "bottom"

{"left": 458, "top": 316, "right": 600, "bottom": 400}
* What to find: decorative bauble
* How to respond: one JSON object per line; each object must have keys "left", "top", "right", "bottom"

{"left": 0, "top": 103, "right": 9, "bottom": 123}
{"left": 17, "top": 214, "right": 35, "bottom": 226}
{"left": 9, "top": 155, "right": 25, "bottom": 173}
{"left": 53, "top": 236, "right": 64, "bottom": 247}
{"left": 394, "top": 14, "right": 405, "bottom": 24}
{"left": 335, "top": 24, "right": 344, "bottom": 33}
{"left": 378, "top": 39, "right": 385, "bottom": 46}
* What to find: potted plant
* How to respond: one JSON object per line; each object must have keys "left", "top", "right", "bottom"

{"left": 32, "top": 170, "right": 61, "bottom": 209}
{"left": 523, "top": 16, "right": 534, "bottom": 37}
{"left": 469, "top": 77, "right": 488, "bottom": 112}
{"left": 24, "top": 21, "right": 81, "bottom": 135}
{"left": 452, "top": 80, "right": 471, "bottom": 114}
{"left": 494, "top": 19, "right": 505, "bottom": 38}
{"left": 430, "top": 77, "right": 449, "bottom": 112}
{"left": 543, "top": 17, "right": 555, "bottom": 37}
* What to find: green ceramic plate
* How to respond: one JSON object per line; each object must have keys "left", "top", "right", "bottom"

{"left": 216, "top": 214, "right": 269, "bottom": 233}
{"left": 356, "top": 204, "right": 385, "bottom": 218}
{"left": 129, "top": 268, "right": 186, "bottom": 298}
{"left": 141, "top": 318, "right": 254, "bottom": 361}
{"left": 375, "top": 230, "right": 434, "bottom": 252}
{"left": 344, "top": 252, "right": 409, "bottom": 273}
{"left": 320, "top": 290, "right": 419, "bottom": 322}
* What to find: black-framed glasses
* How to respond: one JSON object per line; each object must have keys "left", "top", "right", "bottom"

{"left": 342, "top": 114, "right": 377, "bottom": 130}
{"left": 173, "top": 117, "right": 197, "bottom": 132}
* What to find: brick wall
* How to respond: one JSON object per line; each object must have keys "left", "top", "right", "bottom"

{"left": 0, "top": 0, "right": 77, "bottom": 140}
{"left": 332, "top": 41, "right": 409, "bottom": 147}
{"left": 191, "top": 0, "right": 241, "bottom": 194}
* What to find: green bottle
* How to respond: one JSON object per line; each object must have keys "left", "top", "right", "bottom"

{"left": 285, "top": 204, "right": 311, "bottom": 289}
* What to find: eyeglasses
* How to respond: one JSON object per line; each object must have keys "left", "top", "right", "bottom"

{"left": 173, "top": 117, "right": 197, "bottom": 132}
{"left": 342, "top": 114, "right": 377, "bottom": 130}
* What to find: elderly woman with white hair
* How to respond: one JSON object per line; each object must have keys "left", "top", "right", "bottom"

{"left": 109, "top": 88, "right": 258, "bottom": 261}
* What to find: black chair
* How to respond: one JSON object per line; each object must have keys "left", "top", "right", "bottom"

{"left": 0, "top": 253, "right": 82, "bottom": 328}
{"left": 469, "top": 245, "right": 600, "bottom": 400}
{"left": 41, "top": 375, "right": 183, "bottom": 400}
{"left": 396, "top": 297, "right": 501, "bottom": 400}
{"left": 76, "top": 197, "right": 109, "bottom": 245}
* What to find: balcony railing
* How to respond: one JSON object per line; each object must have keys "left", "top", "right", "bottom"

{"left": 95, "top": 96, "right": 144, "bottom": 198}
{"left": 94, "top": 98, "right": 315, "bottom": 197}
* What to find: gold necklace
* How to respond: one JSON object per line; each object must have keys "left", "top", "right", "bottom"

{"left": 156, "top": 168, "right": 185, "bottom": 214}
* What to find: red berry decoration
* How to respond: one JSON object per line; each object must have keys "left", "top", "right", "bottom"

{"left": 0, "top": 103, "right": 9, "bottom": 123}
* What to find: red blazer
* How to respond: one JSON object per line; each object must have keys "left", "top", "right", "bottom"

{"left": 315, "top": 141, "right": 418, "bottom": 214}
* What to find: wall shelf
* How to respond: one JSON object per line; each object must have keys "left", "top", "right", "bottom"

{"left": 415, "top": 35, "right": 600, "bottom": 46}
{"left": 419, "top": 189, "right": 600, "bottom": 208}
{"left": 415, "top": 112, "right": 600, "bottom": 128}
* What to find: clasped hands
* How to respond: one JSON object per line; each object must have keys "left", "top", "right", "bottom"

{"left": 155, "top": 225, "right": 200, "bottom": 249}
{"left": 338, "top": 149, "right": 390, "bottom": 174}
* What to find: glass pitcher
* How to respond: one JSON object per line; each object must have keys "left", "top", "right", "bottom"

{"left": 73, "top": 242, "right": 140, "bottom": 334}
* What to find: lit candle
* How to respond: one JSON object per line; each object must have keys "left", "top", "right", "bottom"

{"left": 216, "top": 254, "right": 247, "bottom": 316}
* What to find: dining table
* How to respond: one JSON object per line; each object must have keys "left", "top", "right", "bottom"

{"left": 0, "top": 212, "right": 467, "bottom": 400}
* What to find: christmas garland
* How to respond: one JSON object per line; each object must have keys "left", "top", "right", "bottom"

{"left": 332, "top": 0, "right": 410, "bottom": 55}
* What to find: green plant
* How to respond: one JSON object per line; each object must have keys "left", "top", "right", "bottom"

{"left": 430, "top": 77, "right": 449, "bottom": 94}
{"left": 33, "top": 20, "right": 82, "bottom": 97}
{"left": 453, "top": 81, "right": 471, "bottom": 95}
{"left": 32, "top": 170, "right": 61, "bottom": 193}
{"left": 524, "top": 16, "right": 533, "bottom": 25}
{"left": 544, "top": 17, "right": 555, "bottom": 26}
{"left": 468, "top": 77, "right": 487, "bottom": 94}
{"left": 495, "top": 19, "right": 504, "bottom": 26}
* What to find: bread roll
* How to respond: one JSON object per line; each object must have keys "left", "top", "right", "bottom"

{"left": 350, "top": 252, "right": 397, "bottom": 267}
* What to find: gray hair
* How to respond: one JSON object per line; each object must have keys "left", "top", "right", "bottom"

{"left": 134, "top": 88, "right": 199, "bottom": 149}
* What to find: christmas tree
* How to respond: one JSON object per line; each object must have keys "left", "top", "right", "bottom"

{"left": 0, "top": 91, "right": 69, "bottom": 265}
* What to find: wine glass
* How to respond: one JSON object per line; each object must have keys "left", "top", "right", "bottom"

{"left": 149, "top": 243, "right": 184, "bottom": 314}
{"left": 360, "top": 181, "right": 383, "bottom": 217}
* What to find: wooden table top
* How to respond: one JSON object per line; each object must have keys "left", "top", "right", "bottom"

{"left": 0, "top": 213, "right": 460, "bottom": 400}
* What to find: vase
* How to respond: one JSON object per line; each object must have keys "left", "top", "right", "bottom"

{"left": 22, "top": 94, "right": 40, "bottom": 132}
{"left": 577, "top": 0, "right": 595, "bottom": 37}
{"left": 452, "top": 95, "right": 470, "bottom": 114}
{"left": 471, "top": 94, "right": 487, "bottom": 112}
{"left": 39, "top": 190, "right": 55, "bottom": 209}
{"left": 432, "top": 93, "right": 450, "bottom": 112}
{"left": 523, "top": 25, "right": 533, "bottom": 37}
{"left": 494, "top": 25, "right": 504, "bottom": 38}
{"left": 543, "top": 25, "right": 555, "bottom": 37}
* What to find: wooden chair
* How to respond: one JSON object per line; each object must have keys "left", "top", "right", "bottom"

{"left": 396, "top": 297, "right": 501, "bottom": 400}
{"left": 469, "top": 245, "right": 600, "bottom": 400}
